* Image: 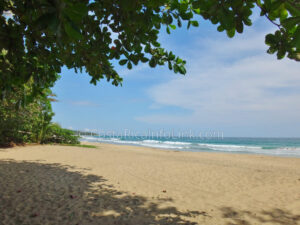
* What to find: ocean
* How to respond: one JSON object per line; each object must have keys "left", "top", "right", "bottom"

{"left": 80, "top": 136, "right": 300, "bottom": 157}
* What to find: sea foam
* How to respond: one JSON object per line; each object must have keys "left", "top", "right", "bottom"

{"left": 80, "top": 136, "right": 300, "bottom": 157}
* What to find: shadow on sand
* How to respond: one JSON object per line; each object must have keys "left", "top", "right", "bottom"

{"left": 220, "top": 206, "right": 300, "bottom": 225}
{"left": 0, "top": 160, "right": 203, "bottom": 225}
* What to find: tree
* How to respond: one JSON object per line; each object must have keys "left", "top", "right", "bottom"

{"left": 1, "top": 0, "right": 299, "bottom": 99}
{"left": 0, "top": 84, "right": 54, "bottom": 145}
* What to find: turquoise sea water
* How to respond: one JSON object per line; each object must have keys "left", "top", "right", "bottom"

{"left": 80, "top": 136, "right": 300, "bottom": 157}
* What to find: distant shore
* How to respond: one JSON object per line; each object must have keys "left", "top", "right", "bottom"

{"left": 0, "top": 143, "right": 300, "bottom": 224}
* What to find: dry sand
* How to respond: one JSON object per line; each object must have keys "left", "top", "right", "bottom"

{"left": 0, "top": 143, "right": 300, "bottom": 225}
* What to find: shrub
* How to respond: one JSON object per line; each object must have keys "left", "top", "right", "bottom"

{"left": 42, "top": 123, "right": 79, "bottom": 145}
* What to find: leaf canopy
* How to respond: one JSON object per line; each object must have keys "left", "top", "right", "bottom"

{"left": 0, "top": 0, "right": 299, "bottom": 99}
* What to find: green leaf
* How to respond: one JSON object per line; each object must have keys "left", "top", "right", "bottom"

{"left": 119, "top": 59, "right": 128, "bottom": 65}
{"left": 267, "top": 46, "right": 277, "bottom": 54}
{"left": 236, "top": 20, "right": 243, "bottom": 33}
{"left": 166, "top": 26, "right": 170, "bottom": 34}
{"left": 64, "top": 22, "right": 82, "bottom": 40}
{"left": 168, "top": 51, "right": 175, "bottom": 60}
{"left": 243, "top": 18, "right": 252, "bottom": 26}
{"left": 176, "top": 57, "right": 183, "bottom": 64}
{"left": 173, "top": 64, "right": 179, "bottom": 73}
{"left": 177, "top": 18, "right": 182, "bottom": 27}
{"left": 270, "top": 1, "right": 283, "bottom": 11}
{"left": 144, "top": 44, "right": 151, "bottom": 53}
{"left": 264, "top": 0, "right": 272, "bottom": 11}
{"left": 169, "top": 24, "right": 176, "bottom": 30}
{"left": 291, "top": 26, "right": 300, "bottom": 49}
{"left": 191, "top": 21, "right": 199, "bottom": 27}
{"left": 168, "top": 61, "right": 172, "bottom": 70}
{"left": 149, "top": 57, "right": 157, "bottom": 67}
{"left": 193, "top": 8, "right": 201, "bottom": 14}
{"left": 141, "top": 57, "right": 149, "bottom": 63}
{"left": 265, "top": 33, "right": 276, "bottom": 45}
{"left": 178, "top": 65, "right": 186, "bottom": 74}
{"left": 277, "top": 46, "right": 286, "bottom": 59}
{"left": 217, "top": 25, "right": 224, "bottom": 32}
{"left": 154, "top": 23, "right": 161, "bottom": 29}
{"left": 127, "top": 61, "right": 132, "bottom": 69}
{"left": 282, "top": 17, "right": 300, "bottom": 30}
{"left": 71, "top": 3, "right": 88, "bottom": 17}
{"left": 226, "top": 28, "right": 235, "bottom": 38}
{"left": 285, "top": 2, "right": 300, "bottom": 16}
{"left": 152, "top": 41, "right": 160, "bottom": 47}
{"left": 222, "top": 11, "right": 235, "bottom": 30}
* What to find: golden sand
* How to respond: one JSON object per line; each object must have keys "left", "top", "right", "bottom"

{"left": 0, "top": 143, "right": 300, "bottom": 224}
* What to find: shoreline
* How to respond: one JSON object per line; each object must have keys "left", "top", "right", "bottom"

{"left": 81, "top": 140, "right": 300, "bottom": 158}
{"left": 1, "top": 143, "right": 300, "bottom": 224}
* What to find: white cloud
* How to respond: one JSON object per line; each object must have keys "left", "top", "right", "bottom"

{"left": 137, "top": 29, "right": 300, "bottom": 131}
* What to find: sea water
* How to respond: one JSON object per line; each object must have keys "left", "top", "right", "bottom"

{"left": 80, "top": 136, "right": 300, "bottom": 157}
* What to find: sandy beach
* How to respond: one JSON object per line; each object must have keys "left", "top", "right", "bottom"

{"left": 0, "top": 143, "right": 300, "bottom": 225}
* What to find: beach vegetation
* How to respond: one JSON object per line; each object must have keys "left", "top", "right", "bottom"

{"left": 58, "top": 143, "right": 97, "bottom": 148}
{"left": 0, "top": 84, "right": 79, "bottom": 147}
{"left": 42, "top": 123, "right": 80, "bottom": 145}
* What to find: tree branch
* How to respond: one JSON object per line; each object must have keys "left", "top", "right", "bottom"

{"left": 256, "top": 1, "right": 282, "bottom": 30}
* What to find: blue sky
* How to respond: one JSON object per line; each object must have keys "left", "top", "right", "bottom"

{"left": 52, "top": 12, "right": 300, "bottom": 137}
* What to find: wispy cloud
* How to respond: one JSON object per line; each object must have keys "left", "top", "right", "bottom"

{"left": 137, "top": 28, "right": 300, "bottom": 131}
